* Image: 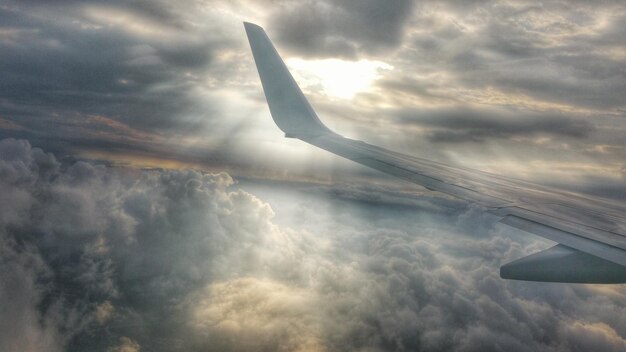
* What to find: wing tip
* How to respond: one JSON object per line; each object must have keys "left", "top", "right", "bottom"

{"left": 243, "top": 21, "right": 263, "bottom": 33}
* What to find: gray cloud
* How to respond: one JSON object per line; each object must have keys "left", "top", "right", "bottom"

{"left": 0, "top": 0, "right": 624, "bottom": 191}
{"left": 393, "top": 108, "right": 594, "bottom": 143}
{"left": 269, "top": 0, "right": 415, "bottom": 58}
{"left": 397, "top": 1, "right": 626, "bottom": 111}
{"left": 2, "top": 138, "right": 626, "bottom": 351}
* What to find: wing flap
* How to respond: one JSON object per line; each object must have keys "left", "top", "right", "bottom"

{"left": 500, "top": 244, "right": 626, "bottom": 283}
{"left": 499, "top": 214, "right": 626, "bottom": 266}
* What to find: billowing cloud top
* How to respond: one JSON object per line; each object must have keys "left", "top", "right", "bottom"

{"left": 2, "top": 138, "right": 626, "bottom": 351}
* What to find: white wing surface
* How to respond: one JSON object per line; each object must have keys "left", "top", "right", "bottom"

{"left": 244, "top": 22, "right": 626, "bottom": 283}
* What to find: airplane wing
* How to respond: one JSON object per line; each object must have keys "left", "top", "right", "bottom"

{"left": 244, "top": 22, "right": 626, "bottom": 283}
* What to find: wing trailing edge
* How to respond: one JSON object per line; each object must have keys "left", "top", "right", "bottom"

{"left": 501, "top": 244, "right": 626, "bottom": 283}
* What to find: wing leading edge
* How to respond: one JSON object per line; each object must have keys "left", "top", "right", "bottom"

{"left": 244, "top": 22, "right": 626, "bottom": 283}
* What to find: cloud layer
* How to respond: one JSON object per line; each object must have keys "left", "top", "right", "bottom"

{"left": 0, "top": 0, "right": 624, "bottom": 192}
{"left": 2, "top": 138, "right": 626, "bottom": 351}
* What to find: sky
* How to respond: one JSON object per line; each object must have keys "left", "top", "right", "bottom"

{"left": 0, "top": 0, "right": 625, "bottom": 351}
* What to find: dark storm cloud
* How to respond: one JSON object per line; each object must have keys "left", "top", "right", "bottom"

{"left": 393, "top": 109, "right": 594, "bottom": 143}
{"left": 0, "top": 0, "right": 228, "bottom": 157}
{"left": 269, "top": 0, "right": 415, "bottom": 58}
{"left": 3, "top": 138, "right": 626, "bottom": 352}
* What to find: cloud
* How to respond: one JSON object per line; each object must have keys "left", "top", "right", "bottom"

{"left": 0, "top": 138, "right": 248, "bottom": 350}
{"left": 192, "top": 277, "right": 324, "bottom": 352}
{"left": 561, "top": 321, "right": 626, "bottom": 352}
{"left": 392, "top": 108, "right": 594, "bottom": 143}
{"left": 0, "top": 235, "right": 64, "bottom": 352}
{"left": 396, "top": 1, "right": 626, "bottom": 112}
{"left": 269, "top": 0, "right": 415, "bottom": 58}
{"left": 5, "top": 138, "right": 626, "bottom": 351}
{"left": 0, "top": 0, "right": 231, "bottom": 159}
{"left": 107, "top": 337, "right": 141, "bottom": 352}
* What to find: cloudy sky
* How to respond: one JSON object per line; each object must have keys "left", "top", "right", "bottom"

{"left": 1, "top": 0, "right": 625, "bottom": 351}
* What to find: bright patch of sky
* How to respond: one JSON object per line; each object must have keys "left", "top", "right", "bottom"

{"left": 287, "top": 58, "right": 392, "bottom": 99}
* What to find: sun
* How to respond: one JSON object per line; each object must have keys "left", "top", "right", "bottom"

{"left": 286, "top": 58, "right": 392, "bottom": 100}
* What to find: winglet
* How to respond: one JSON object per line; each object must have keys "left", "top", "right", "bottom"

{"left": 244, "top": 22, "right": 333, "bottom": 139}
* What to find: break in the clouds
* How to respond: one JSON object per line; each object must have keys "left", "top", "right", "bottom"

{"left": 2, "top": 138, "right": 626, "bottom": 351}
{"left": 390, "top": 107, "right": 594, "bottom": 143}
